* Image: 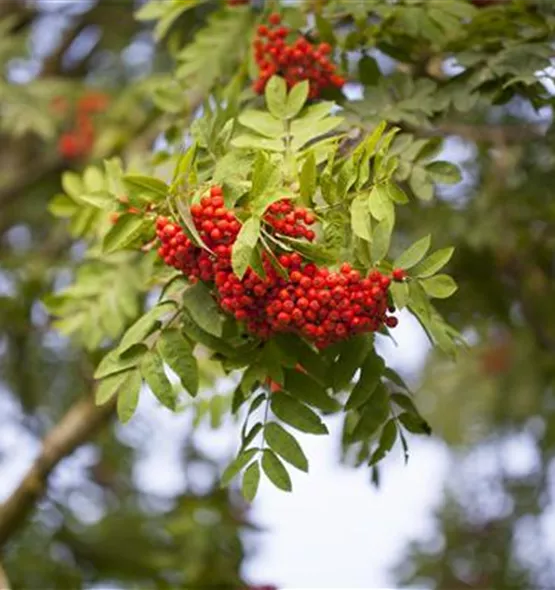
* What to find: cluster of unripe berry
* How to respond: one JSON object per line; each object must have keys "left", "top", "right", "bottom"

{"left": 252, "top": 13, "right": 345, "bottom": 97}
{"left": 155, "top": 186, "right": 401, "bottom": 349}
{"left": 52, "top": 91, "right": 110, "bottom": 160}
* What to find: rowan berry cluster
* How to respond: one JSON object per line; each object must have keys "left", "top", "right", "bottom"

{"left": 155, "top": 186, "right": 398, "bottom": 349}
{"left": 54, "top": 91, "right": 110, "bottom": 160}
{"left": 264, "top": 199, "right": 316, "bottom": 241}
{"left": 252, "top": 13, "right": 345, "bottom": 97}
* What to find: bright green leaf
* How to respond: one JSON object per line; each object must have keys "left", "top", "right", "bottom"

{"left": 420, "top": 274, "right": 458, "bottom": 298}
{"left": 265, "top": 76, "right": 287, "bottom": 119}
{"left": 232, "top": 217, "right": 261, "bottom": 279}
{"left": 411, "top": 247, "right": 454, "bottom": 278}
{"left": 285, "top": 80, "right": 309, "bottom": 118}
{"left": 394, "top": 235, "right": 431, "bottom": 270}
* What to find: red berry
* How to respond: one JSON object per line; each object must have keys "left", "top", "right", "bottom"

{"left": 269, "top": 12, "right": 281, "bottom": 25}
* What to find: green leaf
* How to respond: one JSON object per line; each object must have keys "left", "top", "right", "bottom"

{"left": 390, "top": 281, "right": 409, "bottom": 310}
{"left": 359, "top": 54, "right": 381, "bottom": 86}
{"left": 242, "top": 422, "right": 264, "bottom": 450}
{"left": 264, "top": 422, "right": 308, "bottom": 472}
{"left": 284, "top": 370, "right": 340, "bottom": 413}
{"left": 62, "top": 172, "right": 83, "bottom": 198}
{"left": 394, "top": 235, "right": 431, "bottom": 270}
{"left": 384, "top": 367, "right": 410, "bottom": 391}
{"left": 238, "top": 110, "right": 283, "bottom": 138}
{"left": 398, "top": 412, "right": 432, "bottom": 435}
{"left": 95, "top": 371, "right": 129, "bottom": 406}
{"left": 420, "top": 274, "right": 458, "bottom": 298}
{"left": 157, "top": 329, "right": 199, "bottom": 396}
{"left": 368, "top": 185, "right": 394, "bottom": 223}
{"left": 331, "top": 335, "right": 372, "bottom": 392}
{"left": 265, "top": 76, "right": 287, "bottom": 119}
{"left": 176, "top": 196, "right": 214, "bottom": 254}
{"left": 231, "top": 134, "right": 285, "bottom": 152}
{"left": 251, "top": 152, "right": 280, "bottom": 200}
{"left": 123, "top": 174, "right": 169, "bottom": 200}
{"left": 182, "top": 282, "right": 223, "bottom": 337}
{"left": 371, "top": 216, "right": 393, "bottom": 262}
{"left": 350, "top": 194, "right": 372, "bottom": 242}
{"left": 273, "top": 333, "right": 327, "bottom": 383}
{"left": 285, "top": 80, "right": 309, "bottom": 119}
{"left": 409, "top": 167, "right": 434, "bottom": 200}
{"left": 299, "top": 152, "right": 316, "bottom": 206}
{"left": 118, "top": 301, "right": 175, "bottom": 353}
{"left": 94, "top": 344, "right": 148, "bottom": 379}
{"left": 117, "top": 369, "right": 142, "bottom": 424}
{"left": 426, "top": 161, "right": 462, "bottom": 184}
{"left": 103, "top": 214, "right": 150, "bottom": 253}
{"left": 140, "top": 350, "right": 178, "bottom": 411}
{"left": 411, "top": 247, "right": 454, "bottom": 278}
{"left": 221, "top": 448, "right": 259, "bottom": 487}
{"left": 271, "top": 393, "right": 328, "bottom": 435}
{"left": 351, "top": 383, "right": 390, "bottom": 442}
{"left": 261, "top": 449, "right": 292, "bottom": 492}
{"left": 232, "top": 216, "right": 261, "bottom": 280}
{"left": 242, "top": 461, "right": 261, "bottom": 502}
{"left": 77, "top": 191, "right": 113, "bottom": 210}
{"left": 346, "top": 351, "right": 385, "bottom": 410}
{"left": 369, "top": 419, "right": 397, "bottom": 465}
{"left": 385, "top": 182, "right": 409, "bottom": 204}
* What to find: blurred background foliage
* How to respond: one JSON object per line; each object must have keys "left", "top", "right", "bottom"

{"left": 1, "top": 0, "right": 554, "bottom": 589}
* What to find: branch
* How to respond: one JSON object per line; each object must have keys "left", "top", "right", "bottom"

{"left": 0, "top": 396, "right": 115, "bottom": 549}
{"left": 429, "top": 122, "right": 547, "bottom": 144}
{"left": 0, "top": 562, "right": 10, "bottom": 590}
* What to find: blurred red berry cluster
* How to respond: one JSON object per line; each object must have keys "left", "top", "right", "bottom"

{"left": 252, "top": 13, "right": 345, "bottom": 97}
{"left": 53, "top": 91, "right": 109, "bottom": 160}
{"left": 154, "top": 186, "right": 399, "bottom": 349}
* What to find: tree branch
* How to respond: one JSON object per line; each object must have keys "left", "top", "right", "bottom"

{"left": 0, "top": 396, "right": 115, "bottom": 549}
{"left": 0, "top": 562, "right": 11, "bottom": 590}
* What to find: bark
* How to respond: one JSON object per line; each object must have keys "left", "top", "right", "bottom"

{"left": 0, "top": 396, "right": 115, "bottom": 549}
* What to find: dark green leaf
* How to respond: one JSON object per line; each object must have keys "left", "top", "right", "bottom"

{"left": 426, "top": 161, "right": 462, "bottom": 184}
{"left": 117, "top": 369, "right": 142, "bottom": 424}
{"left": 182, "top": 282, "right": 223, "bottom": 337}
{"left": 359, "top": 55, "right": 381, "bottom": 86}
{"left": 346, "top": 351, "right": 385, "bottom": 410}
{"left": 271, "top": 393, "right": 328, "bottom": 435}
{"left": 331, "top": 335, "right": 372, "bottom": 392}
{"left": 157, "top": 328, "right": 199, "bottom": 396}
{"left": 242, "top": 461, "right": 261, "bottom": 502}
{"left": 141, "top": 350, "right": 178, "bottom": 411}
{"left": 261, "top": 449, "right": 292, "bottom": 491}
{"left": 398, "top": 412, "right": 432, "bottom": 435}
{"left": 369, "top": 419, "right": 397, "bottom": 466}
{"left": 221, "top": 448, "right": 259, "bottom": 487}
{"left": 264, "top": 422, "right": 308, "bottom": 472}
{"left": 351, "top": 383, "right": 390, "bottom": 441}
{"left": 284, "top": 369, "right": 340, "bottom": 412}
{"left": 242, "top": 422, "right": 263, "bottom": 450}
